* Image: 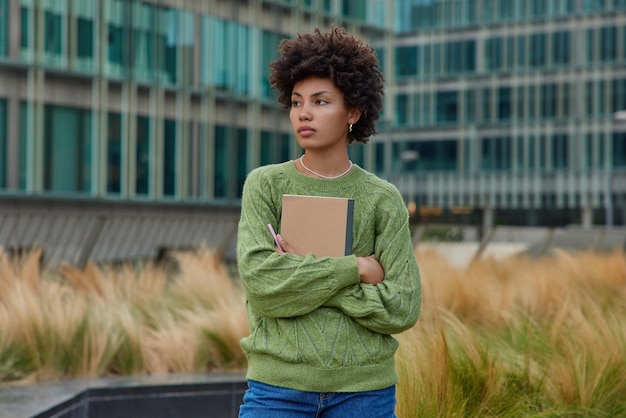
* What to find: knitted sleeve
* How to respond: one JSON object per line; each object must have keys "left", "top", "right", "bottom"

{"left": 322, "top": 183, "right": 422, "bottom": 335}
{"left": 236, "top": 167, "right": 361, "bottom": 318}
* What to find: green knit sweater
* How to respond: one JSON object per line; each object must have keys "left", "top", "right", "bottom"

{"left": 237, "top": 160, "right": 422, "bottom": 393}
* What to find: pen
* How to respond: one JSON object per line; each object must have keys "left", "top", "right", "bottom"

{"left": 267, "top": 224, "right": 284, "bottom": 252}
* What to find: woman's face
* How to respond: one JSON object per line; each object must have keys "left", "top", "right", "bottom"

{"left": 289, "top": 76, "right": 358, "bottom": 153}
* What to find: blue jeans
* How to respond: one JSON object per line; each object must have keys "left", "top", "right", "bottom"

{"left": 238, "top": 380, "right": 396, "bottom": 418}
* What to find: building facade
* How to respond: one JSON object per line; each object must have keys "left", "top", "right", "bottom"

{"left": 0, "top": 0, "right": 387, "bottom": 203}
{"left": 0, "top": 0, "right": 624, "bottom": 266}
{"left": 375, "top": 0, "right": 626, "bottom": 228}
{"left": 0, "top": 0, "right": 387, "bottom": 265}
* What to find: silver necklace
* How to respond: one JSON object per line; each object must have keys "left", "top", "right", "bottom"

{"left": 299, "top": 155, "right": 353, "bottom": 180}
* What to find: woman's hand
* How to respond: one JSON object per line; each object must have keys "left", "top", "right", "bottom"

{"left": 275, "top": 234, "right": 302, "bottom": 257}
{"left": 357, "top": 254, "right": 384, "bottom": 285}
{"left": 276, "top": 236, "right": 384, "bottom": 285}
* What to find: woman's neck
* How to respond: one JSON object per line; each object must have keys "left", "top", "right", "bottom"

{"left": 296, "top": 152, "right": 353, "bottom": 179}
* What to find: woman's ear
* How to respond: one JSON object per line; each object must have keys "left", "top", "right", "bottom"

{"left": 349, "top": 108, "right": 362, "bottom": 125}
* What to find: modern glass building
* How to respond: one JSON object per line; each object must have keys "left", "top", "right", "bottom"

{"left": 0, "top": 0, "right": 385, "bottom": 202}
{"left": 0, "top": 0, "right": 624, "bottom": 267}
{"left": 375, "top": 0, "right": 626, "bottom": 228}
{"left": 0, "top": 0, "right": 388, "bottom": 265}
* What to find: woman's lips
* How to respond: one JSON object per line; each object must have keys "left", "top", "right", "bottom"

{"left": 298, "top": 126, "right": 316, "bottom": 136}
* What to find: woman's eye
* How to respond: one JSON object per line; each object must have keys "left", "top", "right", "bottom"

{"left": 291, "top": 101, "right": 301, "bottom": 107}
{"left": 316, "top": 100, "right": 328, "bottom": 105}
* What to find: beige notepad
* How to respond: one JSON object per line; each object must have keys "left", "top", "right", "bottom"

{"left": 280, "top": 194, "right": 354, "bottom": 257}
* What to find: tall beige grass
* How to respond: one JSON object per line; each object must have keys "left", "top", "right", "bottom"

{"left": 395, "top": 248, "right": 626, "bottom": 417}
{"left": 1, "top": 245, "right": 625, "bottom": 416}
{"left": 0, "top": 248, "right": 248, "bottom": 383}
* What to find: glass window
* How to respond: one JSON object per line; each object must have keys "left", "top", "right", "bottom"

{"left": 598, "top": 81, "right": 607, "bottom": 115}
{"left": 530, "top": 0, "right": 548, "bottom": 17}
{"left": 586, "top": 29, "right": 595, "bottom": 63}
{"left": 498, "top": 0, "right": 514, "bottom": 20}
{"left": 399, "top": 0, "right": 438, "bottom": 31}
{"left": 515, "top": 86, "right": 525, "bottom": 119}
{"left": 0, "top": 99, "right": 6, "bottom": 188}
{"left": 552, "top": 31, "right": 570, "bottom": 65}
{"left": 131, "top": 1, "right": 156, "bottom": 83}
{"left": 528, "top": 85, "right": 538, "bottom": 119}
{"left": 583, "top": 0, "right": 605, "bottom": 12}
{"left": 235, "top": 24, "right": 250, "bottom": 95}
{"left": 598, "top": 133, "right": 605, "bottom": 166}
{"left": 43, "top": 105, "right": 92, "bottom": 193}
{"left": 561, "top": 83, "right": 571, "bottom": 117}
{"left": 261, "top": 30, "right": 283, "bottom": 99}
{"left": 497, "top": 87, "right": 511, "bottom": 120}
{"left": 481, "top": 137, "right": 511, "bottom": 171}
{"left": 465, "top": 90, "right": 476, "bottom": 122}
{"left": 505, "top": 36, "right": 514, "bottom": 69}
{"left": 44, "top": 1, "right": 66, "bottom": 66}
{"left": 584, "top": 134, "right": 593, "bottom": 168}
{"left": 214, "top": 125, "right": 227, "bottom": 199}
{"left": 482, "top": 88, "right": 491, "bottom": 122}
{"left": 530, "top": 33, "right": 547, "bottom": 67}
{"left": 406, "top": 140, "right": 457, "bottom": 172}
{"left": 0, "top": 0, "right": 7, "bottom": 56}
{"left": 163, "top": 119, "right": 177, "bottom": 196}
{"left": 541, "top": 83, "right": 557, "bottom": 118}
{"left": 159, "top": 7, "right": 194, "bottom": 86}
{"left": 396, "top": 94, "right": 409, "bottom": 125}
{"left": 612, "top": 79, "right": 626, "bottom": 113}
{"left": 396, "top": 46, "right": 418, "bottom": 77}
{"left": 260, "top": 131, "right": 273, "bottom": 166}
{"left": 528, "top": 136, "right": 536, "bottom": 170}
{"left": 107, "top": 113, "right": 122, "bottom": 194}
{"left": 552, "top": 134, "right": 569, "bottom": 170}
{"left": 236, "top": 128, "right": 248, "bottom": 198}
{"left": 374, "top": 47, "right": 385, "bottom": 75}
{"left": 464, "top": 40, "right": 476, "bottom": 71}
{"left": 19, "top": 101, "right": 28, "bottom": 189}
{"left": 136, "top": 115, "right": 150, "bottom": 196}
{"left": 436, "top": 91, "right": 458, "bottom": 123}
{"left": 600, "top": 26, "right": 617, "bottom": 62}
{"left": 585, "top": 81, "right": 594, "bottom": 116}
{"left": 188, "top": 123, "right": 209, "bottom": 199}
{"left": 483, "top": 0, "right": 494, "bottom": 22}
{"left": 159, "top": 7, "right": 179, "bottom": 85}
{"left": 486, "top": 38, "right": 503, "bottom": 71}
{"left": 515, "top": 137, "right": 524, "bottom": 172}
{"left": 366, "top": 0, "right": 387, "bottom": 28}
{"left": 75, "top": 1, "right": 95, "bottom": 72}
{"left": 539, "top": 136, "right": 547, "bottom": 170}
{"left": 106, "top": 0, "right": 127, "bottom": 78}
{"left": 260, "top": 130, "right": 290, "bottom": 167}
{"left": 422, "top": 44, "right": 432, "bottom": 76}
{"left": 374, "top": 142, "right": 384, "bottom": 176}
{"left": 348, "top": 144, "right": 365, "bottom": 167}
{"left": 342, "top": 0, "right": 366, "bottom": 20}
{"left": 516, "top": 35, "right": 526, "bottom": 69}
{"left": 201, "top": 18, "right": 251, "bottom": 93}
{"left": 446, "top": 42, "right": 460, "bottom": 73}
{"left": 613, "top": 133, "right": 626, "bottom": 167}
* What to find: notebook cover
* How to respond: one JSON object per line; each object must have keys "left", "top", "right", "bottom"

{"left": 280, "top": 194, "right": 354, "bottom": 257}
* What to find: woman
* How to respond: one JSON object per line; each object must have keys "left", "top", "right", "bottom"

{"left": 237, "top": 27, "right": 422, "bottom": 417}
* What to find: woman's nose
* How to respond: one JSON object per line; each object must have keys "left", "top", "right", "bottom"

{"left": 298, "top": 103, "right": 312, "bottom": 120}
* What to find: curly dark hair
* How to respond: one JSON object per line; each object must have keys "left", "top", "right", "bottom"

{"left": 269, "top": 27, "right": 384, "bottom": 144}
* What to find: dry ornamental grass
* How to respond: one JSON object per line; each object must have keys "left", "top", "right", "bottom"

{"left": 1, "top": 246, "right": 625, "bottom": 417}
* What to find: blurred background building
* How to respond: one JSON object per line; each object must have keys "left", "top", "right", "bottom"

{"left": 375, "top": 0, "right": 626, "bottom": 231}
{"left": 0, "top": 0, "right": 624, "bottom": 266}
